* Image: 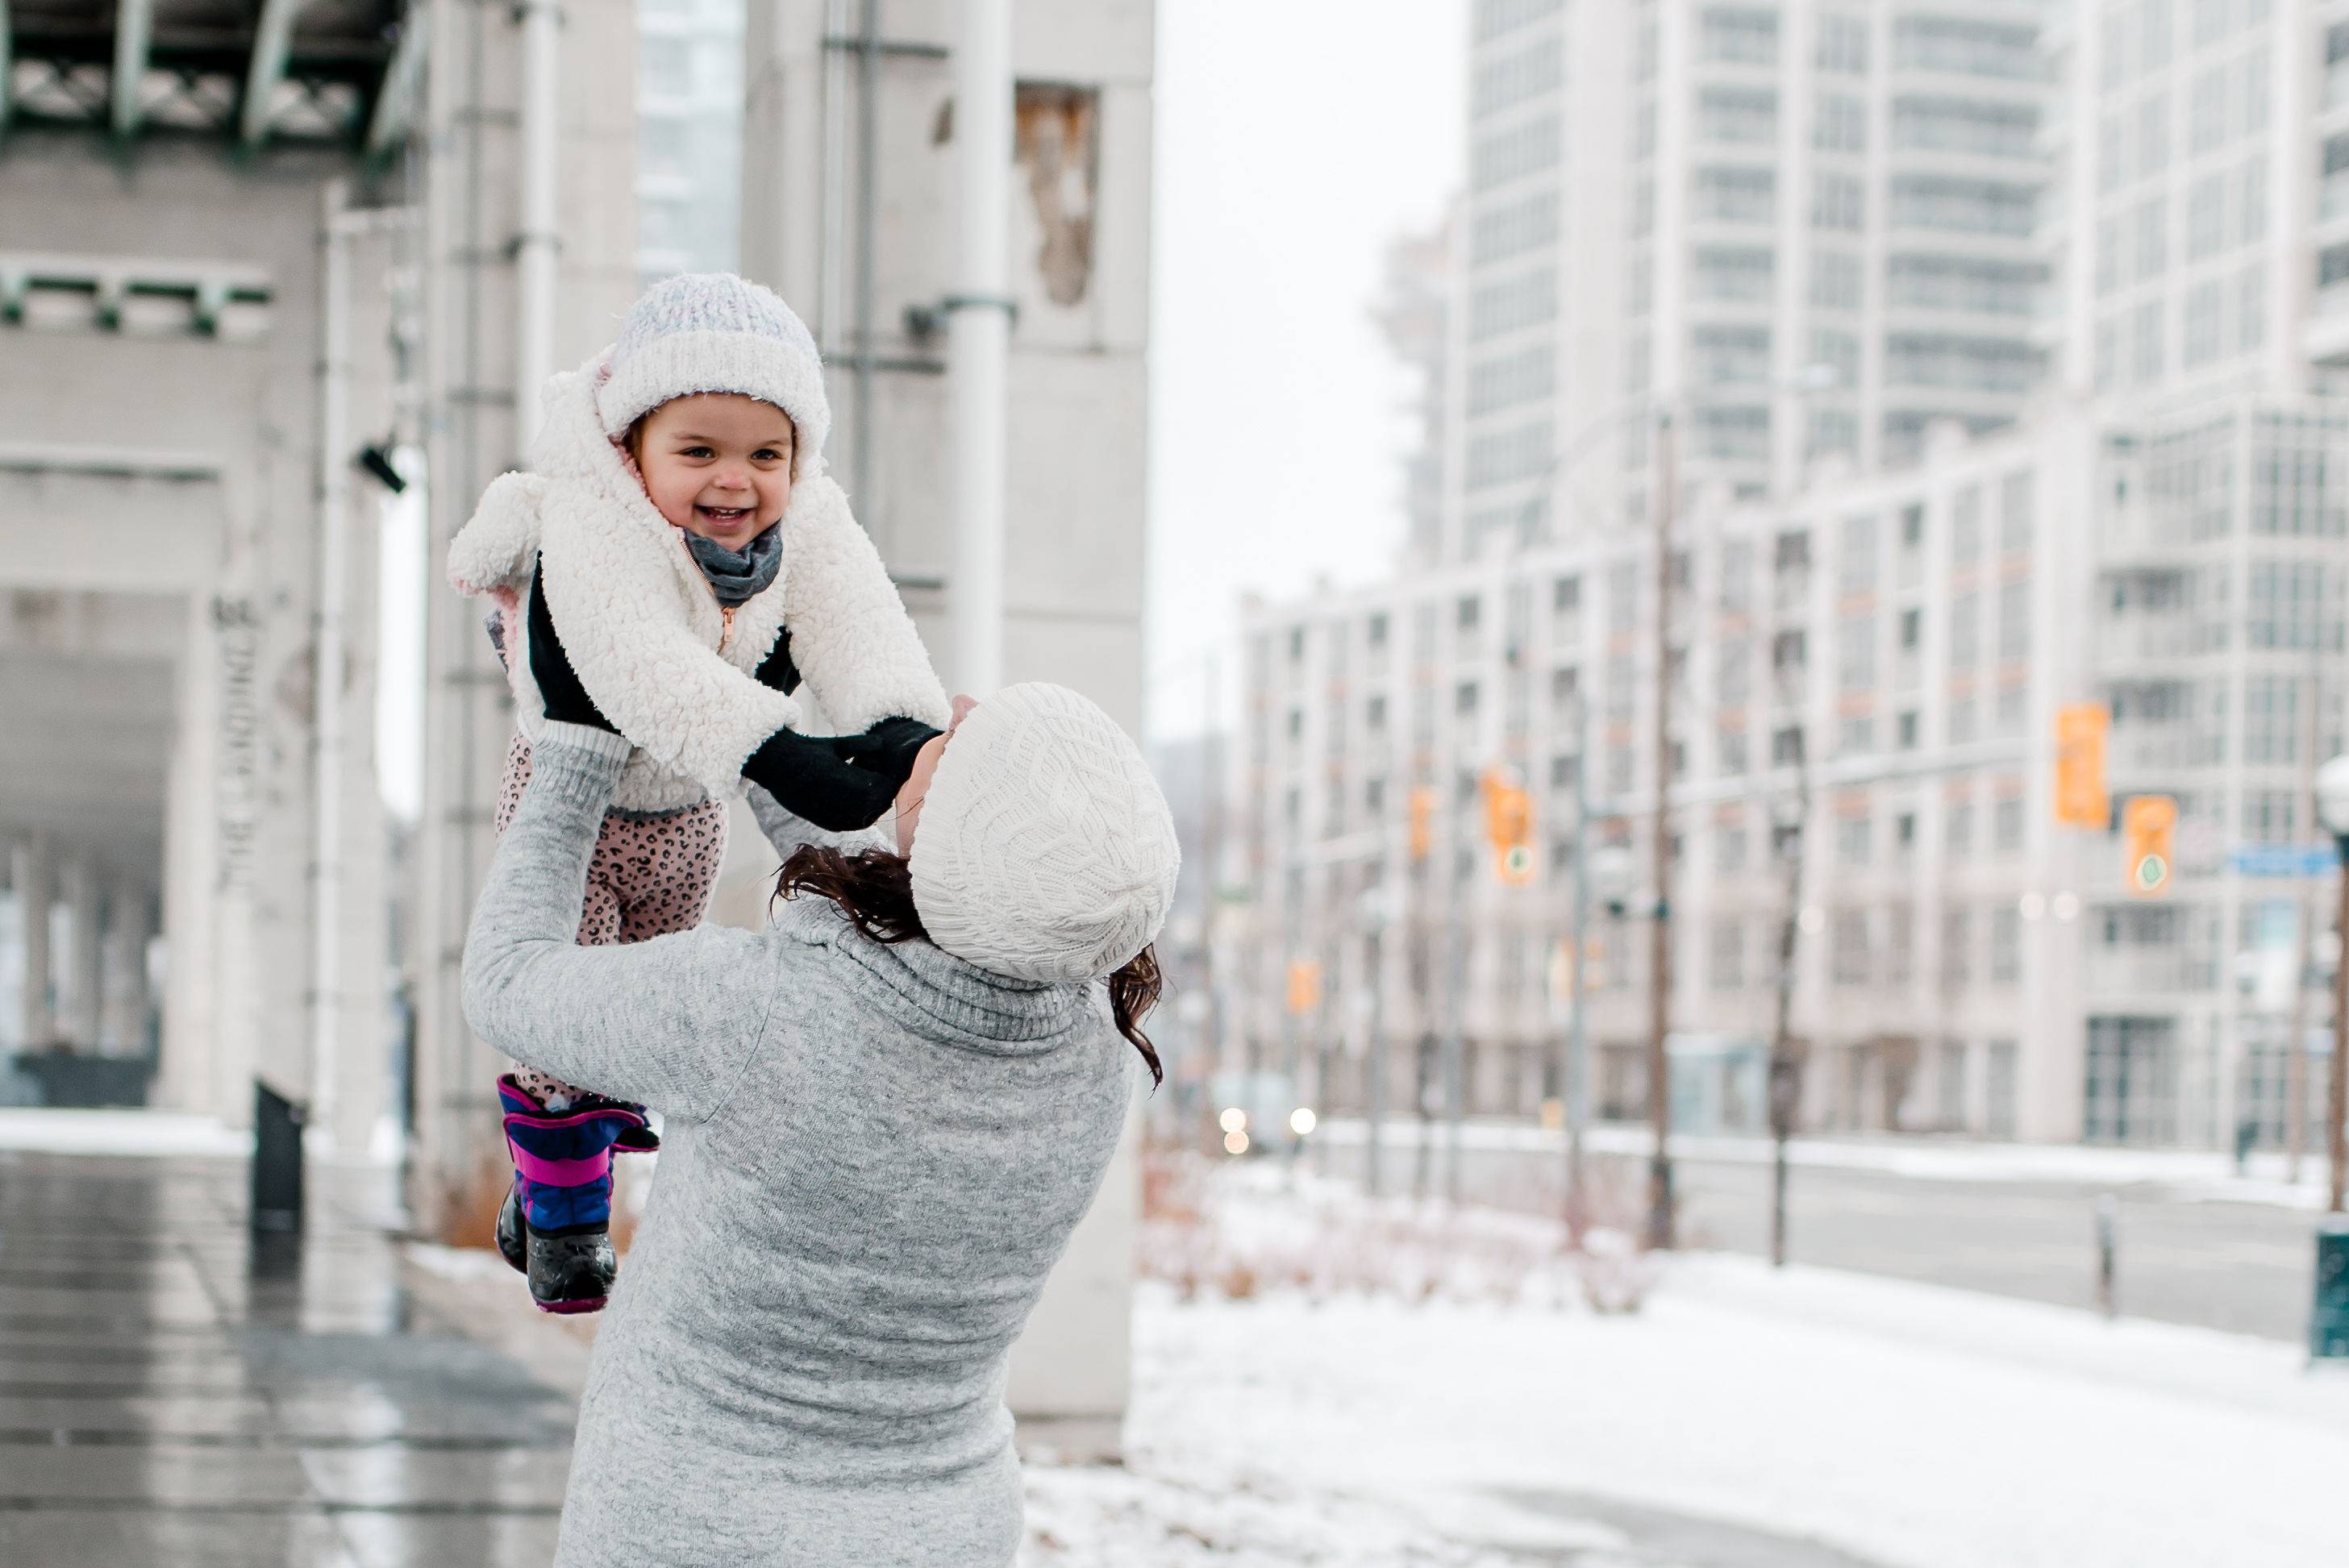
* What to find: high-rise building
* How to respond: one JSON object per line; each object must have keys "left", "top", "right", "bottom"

{"left": 1454, "top": 1, "right": 2055, "bottom": 566}
{"left": 1219, "top": 1, "right": 2349, "bottom": 1152}
{"left": 637, "top": 0, "right": 746, "bottom": 288}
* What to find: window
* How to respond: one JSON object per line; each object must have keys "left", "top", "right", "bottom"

{"left": 1701, "top": 6, "right": 1780, "bottom": 64}
{"left": 1472, "top": 114, "right": 1563, "bottom": 192}
{"left": 2133, "top": 298, "right": 2167, "bottom": 385}
{"left": 1367, "top": 693, "right": 1388, "bottom": 732}
{"left": 1886, "top": 906, "right": 1914, "bottom": 984}
{"left": 1469, "top": 268, "right": 1558, "bottom": 340}
{"left": 1811, "top": 251, "right": 1864, "bottom": 310}
{"left": 2239, "top": 263, "right": 2267, "bottom": 351}
{"left": 1839, "top": 613, "right": 1876, "bottom": 689}
{"left": 1892, "top": 98, "right": 2037, "bottom": 159}
{"left": 1700, "top": 87, "right": 1779, "bottom": 146}
{"left": 2184, "top": 279, "right": 2222, "bottom": 367}
{"left": 1840, "top": 715, "right": 1876, "bottom": 755}
{"left": 1697, "top": 166, "right": 1776, "bottom": 225}
{"left": 2134, "top": 195, "right": 2168, "bottom": 282}
{"left": 2239, "top": 156, "right": 2268, "bottom": 245}
{"left": 1815, "top": 93, "right": 1868, "bottom": 153}
{"left": 1467, "top": 422, "right": 1551, "bottom": 489}
{"left": 1993, "top": 794, "right": 2025, "bottom": 853}
{"left": 1943, "top": 908, "right": 1972, "bottom": 986}
{"left": 1553, "top": 575, "right": 1581, "bottom": 613}
{"left": 1471, "top": 189, "right": 1561, "bottom": 268}
{"left": 1948, "top": 697, "right": 1976, "bottom": 744}
{"left": 1947, "top": 801, "right": 1974, "bottom": 854}
{"left": 1467, "top": 343, "right": 1556, "bottom": 417}
{"left": 1989, "top": 907, "right": 2021, "bottom": 984}
{"left": 1696, "top": 247, "right": 1775, "bottom": 302}
{"left": 2135, "top": 92, "right": 2170, "bottom": 177}
{"left": 2099, "top": 112, "right": 2128, "bottom": 193}
{"left": 1832, "top": 910, "right": 1870, "bottom": 986}
{"left": 1473, "top": 0, "right": 1564, "bottom": 44}
{"left": 1704, "top": 917, "right": 1747, "bottom": 992}
{"left": 1718, "top": 826, "right": 1749, "bottom": 873}
{"left": 1999, "top": 470, "right": 2035, "bottom": 553}
{"left": 1473, "top": 35, "right": 1564, "bottom": 120}
{"left": 1897, "top": 709, "right": 1921, "bottom": 750}
{"left": 1549, "top": 751, "right": 1580, "bottom": 790}
{"left": 1368, "top": 612, "right": 1389, "bottom": 650}
{"left": 1839, "top": 514, "right": 1878, "bottom": 591}
{"left": 1949, "top": 589, "right": 1981, "bottom": 666}
{"left": 1817, "top": 13, "right": 1870, "bottom": 73}
{"left": 1889, "top": 175, "right": 2035, "bottom": 236}
{"left": 1772, "top": 629, "right": 1809, "bottom": 672}
{"left": 1718, "top": 726, "right": 1749, "bottom": 775}
{"left": 1996, "top": 580, "right": 2030, "bottom": 659}
{"left": 1812, "top": 171, "right": 1865, "bottom": 231}
{"left": 2187, "top": 173, "right": 2225, "bottom": 261}
{"left": 2190, "top": 64, "right": 2227, "bottom": 153}
{"left": 1456, "top": 680, "right": 1480, "bottom": 716}
{"left": 1987, "top": 1040, "right": 2018, "bottom": 1138}
{"left": 1772, "top": 725, "right": 1805, "bottom": 767}
{"left": 1837, "top": 814, "right": 1872, "bottom": 867}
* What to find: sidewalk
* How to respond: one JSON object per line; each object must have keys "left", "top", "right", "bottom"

{"left": 1314, "top": 1115, "right": 2334, "bottom": 1209}
{"left": 0, "top": 1140, "right": 573, "bottom": 1567}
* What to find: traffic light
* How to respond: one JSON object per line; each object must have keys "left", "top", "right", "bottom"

{"left": 1408, "top": 785, "right": 1437, "bottom": 861}
{"left": 1480, "top": 769, "right": 1535, "bottom": 886}
{"left": 2054, "top": 703, "right": 2110, "bottom": 829}
{"left": 1285, "top": 959, "right": 1322, "bottom": 1016}
{"left": 2122, "top": 794, "right": 2176, "bottom": 898}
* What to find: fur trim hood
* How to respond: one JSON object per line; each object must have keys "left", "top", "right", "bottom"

{"left": 448, "top": 350, "right": 949, "bottom": 813}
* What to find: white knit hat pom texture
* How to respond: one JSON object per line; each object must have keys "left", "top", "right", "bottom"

{"left": 910, "top": 684, "right": 1182, "bottom": 985}
{"left": 595, "top": 272, "right": 831, "bottom": 470}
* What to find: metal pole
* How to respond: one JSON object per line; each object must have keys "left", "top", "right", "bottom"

{"left": 513, "top": 0, "right": 561, "bottom": 447}
{"left": 853, "top": 0, "right": 879, "bottom": 506}
{"left": 2330, "top": 835, "right": 2348, "bottom": 1213}
{"left": 1564, "top": 701, "right": 1590, "bottom": 1233}
{"left": 948, "top": 0, "right": 1014, "bottom": 696}
{"left": 1443, "top": 915, "right": 1465, "bottom": 1205}
{"left": 1282, "top": 972, "right": 1301, "bottom": 1183}
{"left": 1366, "top": 922, "right": 1388, "bottom": 1198}
{"left": 1200, "top": 652, "right": 1225, "bottom": 1151}
{"left": 2288, "top": 669, "right": 2320, "bottom": 1180}
{"left": 1646, "top": 409, "right": 1678, "bottom": 1250}
{"left": 311, "top": 180, "right": 352, "bottom": 1146}
{"left": 1768, "top": 794, "right": 1807, "bottom": 1268}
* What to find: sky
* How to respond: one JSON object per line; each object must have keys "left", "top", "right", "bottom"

{"left": 1142, "top": 0, "right": 1467, "bottom": 740}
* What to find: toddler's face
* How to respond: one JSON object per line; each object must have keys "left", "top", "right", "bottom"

{"left": 631, "top": 393, "right": 797, "bottom": 550}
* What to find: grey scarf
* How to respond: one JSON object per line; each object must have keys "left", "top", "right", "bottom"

{"left": 683, "top": 522, "right": 784, "bottom": 607}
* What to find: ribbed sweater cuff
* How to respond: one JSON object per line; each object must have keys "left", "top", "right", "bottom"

{"left": 532, "top": 722, "right": 633, "bottom": 807}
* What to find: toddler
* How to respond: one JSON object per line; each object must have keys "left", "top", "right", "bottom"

{"left": 449, "top": 272, "right": 949, "bottom": 1312}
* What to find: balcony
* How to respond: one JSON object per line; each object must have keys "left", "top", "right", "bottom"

{"left": 2094, "top": 613, "right": 2198, "bottom": 665}
{"left": 2304, "top": 284, "right": 2349, "bottom": 368}
{"left": 2083, "top": 947, "right": 2207, "bottom": 998}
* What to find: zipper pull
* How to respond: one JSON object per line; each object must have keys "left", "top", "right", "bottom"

{"left": 718, "top": 602, "right": 738, "bottom": 653}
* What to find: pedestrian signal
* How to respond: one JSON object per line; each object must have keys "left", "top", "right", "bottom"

{"left": 2054, "top": 704, "right": 2110, "bottom": 829}
{"left": 1480, "top": 770, "right": 1535, "bottom": 884}
{"left": 2122, "top": 795, "right": 2176, "bottom": 899}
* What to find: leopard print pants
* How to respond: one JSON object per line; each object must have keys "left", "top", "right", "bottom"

{"left": 494, "top": 730, "right": 730, "bottom": 1108}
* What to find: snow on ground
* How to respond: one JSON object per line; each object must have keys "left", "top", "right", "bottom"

{"left": 1317, "top": 1116, "right": 2333, "bottom": 1209}
{"left": 0, "top": 1106, "right": 250, "bottom": 1157}
{"left": 1024, "top": 1165, "right": 2349, "bottom": 1568}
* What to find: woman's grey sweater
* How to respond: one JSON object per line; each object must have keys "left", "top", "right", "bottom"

{"left": 460, "top": 722, "right": 1138, "bottom": 1568}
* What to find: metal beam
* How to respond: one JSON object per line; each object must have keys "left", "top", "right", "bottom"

{"left": 111, "top": 0, "right": 154, "bottom": 139}
{"left": 240, "top": 0, "right": 307, "bottom": 149}
{"left": 364, "top": 5, "right": 427, "bottom": 156}
{"left": 1, "top": 2, "right": 15, "bottom": 134}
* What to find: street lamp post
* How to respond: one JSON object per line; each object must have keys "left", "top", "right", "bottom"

{"left": 1645, "top": 408, "right": 1679, "bottom": 1251}
{"left": 2314, "top": 755, "right": 2349, "bottom": 1214}
{"left": 1356, "top": 884, "right": 1396, "bottom": 1200}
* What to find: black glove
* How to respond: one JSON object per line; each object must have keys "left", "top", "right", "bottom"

{"left": 742, "top": 716, "right": 943, "bottom": 834}
{"left": 526, "top": 558, "right": 618, "bottom": 734}
{"left": 753, "top": 627, "right": 802, "bottom": 695}
{"left": 743, "top": 726, "right": 901, "bottom": 833}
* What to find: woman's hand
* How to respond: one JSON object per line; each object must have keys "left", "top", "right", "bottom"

{"left": 526, "top": 558, "right": 618, "bottom": 734}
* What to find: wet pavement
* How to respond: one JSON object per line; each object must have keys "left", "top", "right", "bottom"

{"left": 0, "top": 1147, "right": 573, "bottom": 1568}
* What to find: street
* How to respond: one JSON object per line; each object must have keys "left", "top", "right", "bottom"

{"left": 1309, "top": 1123, "right": 2322, "bottom": 1343}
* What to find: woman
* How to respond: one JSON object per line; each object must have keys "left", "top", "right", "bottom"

{"left": 461, "top": 673, "right": 1180, "bottom": 1566}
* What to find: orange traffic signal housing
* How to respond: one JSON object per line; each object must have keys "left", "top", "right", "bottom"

{"left": 2122, "top": 794, "right": 2176, "bottom": 898}
{"left": 1480, "top": 770, "right": 1535, "bottom": 885}
{"left": 2054, "top": 704, "right": 2110, "bottom": 829}
{"left": 1408, "top": 786, "right": 1438, "bottom": 860}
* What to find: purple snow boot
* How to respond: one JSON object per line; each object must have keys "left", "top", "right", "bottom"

{"left": 495, "top": 1074, "right": 648, "bottom": 1314}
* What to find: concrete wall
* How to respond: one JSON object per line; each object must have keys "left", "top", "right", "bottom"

{"left": 742, "top": 0, "right": 1155, "bottom": 1456}
{"left": 0, "top": 130, "right": 397, "bottom": 1135}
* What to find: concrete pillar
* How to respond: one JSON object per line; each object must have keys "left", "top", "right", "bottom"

{"left": 60, "top": 857, "right": 103, "bottom": 1051}
{"left": 15, "top": 835, "right": 55, "bottom": 1050}
{"left": 101, "top": 883, "right": 153, "bottom": 1057}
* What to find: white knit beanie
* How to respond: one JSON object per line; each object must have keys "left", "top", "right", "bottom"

{"left": 910, "top": 684, "right": 1181, "bottom": 984}
{"left": 594, "top": 272, "right": 831, "bottom": 468}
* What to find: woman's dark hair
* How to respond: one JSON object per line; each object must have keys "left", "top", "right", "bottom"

{"left": 773, "top": 845, "right": 1164, "bottom": 1088}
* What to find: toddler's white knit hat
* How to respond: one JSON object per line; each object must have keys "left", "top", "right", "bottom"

{"left": 910, "top": 683, "right": 1181, "bottom": 984}
{"left": 595, "top": 272, "right": 830, "bottom": 465}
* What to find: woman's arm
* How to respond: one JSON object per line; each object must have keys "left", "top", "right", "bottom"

{"left": 743, "top": 782, "right": 890, "bottom": 862}
{"left": 461, "top": 722, "right": 776, "bottom": 1120}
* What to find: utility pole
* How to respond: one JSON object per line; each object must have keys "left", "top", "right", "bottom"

{"left": 1563, "top": 697, "right": 1592, "bottom": 1235}
{"left": 2287, "top": 660, "right": 2321, "bottom": 1180}
{"left": 1645, "top": 409, "right": 1678, "bottom": 1250}
{"left": 1768, "top": 773, "right": 1810, "bottom": 1267}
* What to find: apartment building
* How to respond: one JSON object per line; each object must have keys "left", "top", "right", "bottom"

{"left": 1218, "top": 2, "right": 2349, "bottom": 1150}
{"left": 637, "top": 0, "right": 746, "bottom": 287}
{"left": 1456, "top": 0, "right": 2055, "bottom": 562}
